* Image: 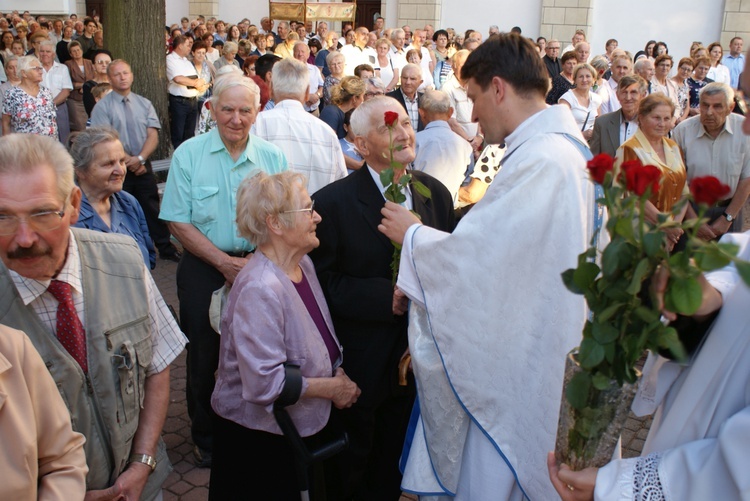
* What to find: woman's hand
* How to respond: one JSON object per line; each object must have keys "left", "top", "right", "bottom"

{"left": 664, "top": 226, "right": 683, "bottom": 251}
{"left": 582, "top": 128, "right": 593, "bottom": 141}
{"left": 331, "top": 368, "right": 361, "bottom": 409}
{"left": 547, "top": 452, "right": 597, "bottom": 501}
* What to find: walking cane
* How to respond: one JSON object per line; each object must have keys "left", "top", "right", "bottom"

{"left": 273, "top": 364, "right": 349, "bottom": 501}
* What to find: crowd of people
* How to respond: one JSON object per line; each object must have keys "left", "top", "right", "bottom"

{"left": 0, "top": 7, "right": 749, "bottom": 501}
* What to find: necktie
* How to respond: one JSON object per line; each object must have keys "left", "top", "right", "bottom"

{"left": 47, "top": 280, "right": 88, "bottom": 373}
{"left": 122, "top": 96, "right": 141, "bottom": 157}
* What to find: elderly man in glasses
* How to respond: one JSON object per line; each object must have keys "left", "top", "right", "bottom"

{"left": 0, "top": 133, "right": 186, "bottom": 500}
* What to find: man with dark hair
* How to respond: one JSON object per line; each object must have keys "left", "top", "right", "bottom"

{"left": 77, "top": 16, "right": 97, "bottom": 54}
{"left": 166, "top": 35, "right": 207, "bottom": 149}
{"left": 379, "top": 33, "right": 595, "bottom": 500}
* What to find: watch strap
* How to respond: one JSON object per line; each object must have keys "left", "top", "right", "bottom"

{"left": 128, "top": 453, "right": 157, "bottom": 472}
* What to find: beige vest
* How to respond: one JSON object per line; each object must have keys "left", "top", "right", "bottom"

{"left": 0, "top": 228, "right": 170, "bottom": 499}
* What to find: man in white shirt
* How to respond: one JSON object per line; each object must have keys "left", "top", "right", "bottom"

{"left": 340, "top": 27, "right": 376, "bottom": 75}
{"left": 166, "top": 35, "right": 206, "bottom": 149}
{"left": 38, "top": 40, "right": 72, "bottom": 145}
{"left": 388, "top": 28, "right": 408, "bottom": 74}
{"left": 673, "top": 82, "right": 750, "bottom": 237}
{"left": 292, "top": 42, "right": 324, "bottom": 115}
{"left": 413, "top": 89, "right": 473, "bottom": 205}
{"left": 252, "top": 58, "right": 346, "bottom": 194}
{"left": 600, "top": 52, "right": 632, "bottom": 114}
{"left": 562, "top": 29, "right": 585, "bottom": 54}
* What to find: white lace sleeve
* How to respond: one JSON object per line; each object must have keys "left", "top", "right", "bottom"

{"left": 633, "top": 452, "right": 665, "bottom": 501}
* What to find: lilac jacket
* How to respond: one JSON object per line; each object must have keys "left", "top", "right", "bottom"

{"left": 211, "top": 251, "right": 343, "bottom": 437}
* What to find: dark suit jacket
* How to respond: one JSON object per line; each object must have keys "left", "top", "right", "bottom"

{"left": 386, "top": 89, "right": 425, "bottom": 131}
{"left": 543, "top": 55, "right": 561, "bottom": 79}
{"left": 309, "top": 166, "right": 454, "bottom": 406}
{"left": 590, "top": 109, "right": 625, "bottom": 157}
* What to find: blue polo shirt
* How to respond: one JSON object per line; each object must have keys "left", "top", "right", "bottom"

{"left": 160, "top": 128, "right": 288, "bottom": 253}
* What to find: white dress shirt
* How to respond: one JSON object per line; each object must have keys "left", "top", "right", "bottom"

{"left": 413, "top": 120, "right": 473, "bottom": 204}
{"left": 251, "top": 99, "right": 347, "bottom": 194}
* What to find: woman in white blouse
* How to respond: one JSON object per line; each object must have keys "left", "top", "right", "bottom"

{"left": 707, "top": 42, "right": 731, "bottom": 85}
{"left": 559, "top": 63, "right": 602, "bottom": 143}
{"left": 374, "top": 38, "right": 399, "bottom": 93}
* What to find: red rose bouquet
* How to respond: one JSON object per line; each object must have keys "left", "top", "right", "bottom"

{"left": 556, "top": 153, "right": 750, "bottom": 470}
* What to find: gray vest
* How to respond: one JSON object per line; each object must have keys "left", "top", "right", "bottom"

{"left": 0, "top": 228, "right": 170, "bottom": 499}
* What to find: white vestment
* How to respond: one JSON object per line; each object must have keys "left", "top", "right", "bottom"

{"left": 398, "top": 105, "right": 596, "bottom": 500}
{"left": 595, "top": 232, "right": 750, "bottom": 500}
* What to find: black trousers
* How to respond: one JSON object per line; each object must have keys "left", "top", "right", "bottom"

{"left": 169, "top": 94, "right": 199, "bottom": 150}
{"left": 122, "top": 162, "right": 176, "bottom": 257}
{"left": 176, "top": 250, "right": 225, "bottom": 453}
{"left": 209, "top": 414, "right": 333, "bottom": 500}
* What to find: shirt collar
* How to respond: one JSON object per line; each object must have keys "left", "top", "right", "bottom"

{"left": 424, "top": 120, "right": 450, "bottom": 131}
{"left": 208, "top": 127, "right": 258, "bottom": 166}
{"left": 697, "top": 117, "right": 733, "bottom": 138}
{"left": 10, "top": 230, "right": 83, "bottom": 306}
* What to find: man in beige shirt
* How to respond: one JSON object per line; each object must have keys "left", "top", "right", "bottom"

{"left": 673, "top": 82, "right": 750, "bottom": 238}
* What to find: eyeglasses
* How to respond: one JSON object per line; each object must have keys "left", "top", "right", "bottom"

{"left": 0, "top": 208, "right": 65, "bottom": 235}
{"left": 365, "top": 91, "right": 385, "bottom": 98}
{"left": 28, "top": 66, "right": 43, "bottom": 71}
{"left": 94, "top": 59, "right": 109, "bottom": 64}
{"left": 282, "top": 200, "right": 315, "bottom": 218}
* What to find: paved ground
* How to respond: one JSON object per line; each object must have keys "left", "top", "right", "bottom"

{"left": 151, "top": 201, "right": 750, "bottom": 498}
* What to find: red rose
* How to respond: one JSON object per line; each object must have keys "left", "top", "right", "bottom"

{"left": 623, "top": 161, "right": 661, "bottom": 197}
{"left": 205, "top": 101, "right": 211, "bottom": 110}
{"left": 384, "top": 111, "right": 399, "bottom": 127}
{"left": 690, "top": 176, "right": 731, "bottom": 206}
{"left": 587, "top": 153, "right": 615, "bottom": 184}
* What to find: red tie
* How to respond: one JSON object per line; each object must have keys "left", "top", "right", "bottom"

{"left": 47, "top": 280, "right": 88, "bottom": 373}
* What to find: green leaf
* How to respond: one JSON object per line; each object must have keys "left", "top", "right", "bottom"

{"left": 592, "top": 320, "right": 619, "bottom": 343}
{"left": 379, "top": 168, "right": 394, "bottom": 187}
{"left": 412, "top": 180, "right": 432, "bottom": 198}
{"left": 634, "top": 306, "right": 658, "bottom": 323}
{"left": 664, "top": 276, "right": 703, "bottom": 315}
{"left": 626, "top": 258, "right": 650, "bottom": 295}
{"left": 573, "top": 262, "right": 600, "bottom": 292}
{"left": 601, "top": 239, "right": 623, "bottom": 277}
{"left": 694, "top": 245, "right": 732, "bottom": 272}
{"left": 735, "top": 261, "right": 750, "bottom": 288}
{"left": 579, "top": 338, "right": 605, "bottom": 369}
{"left": 643, "top": 232, "right": 663, "bottom": 257}
{"left": 604, "top": 340, "right": 615, "bottom": 363}
{"left": 591, "top": 372, "right": 611, "bottom": 390}
{"left": 657, "top": 326, "right": 687, "bottom": 362}
{"left": 561, "top": 268, "right": 582, "bottom": 294}
{"left": 597, "top": 302, "right": 623, "bottom": 322}
{"left": 615, "top": 217, "right": 635, "bottom": 240}
{"left": 565, "top": 371, "right": 591, "bottom": 410}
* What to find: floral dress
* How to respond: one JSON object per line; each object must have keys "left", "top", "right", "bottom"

{"left": 2, "top": 85, "right": 58, "bottom": 137}
{"left": 322, "top": 75, "right": 340, "bottom": 107}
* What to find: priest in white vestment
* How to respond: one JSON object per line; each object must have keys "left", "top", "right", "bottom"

{"left": 379, "top": 33, "right": 597, "bottom": 500}
{"left": 548, "top": 235, "right": 750, "bottom": 501}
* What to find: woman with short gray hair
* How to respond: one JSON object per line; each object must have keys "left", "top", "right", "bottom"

{"left": 70, "top": 126, "right": 156, "bottom": 268}
{"left": 210, "top": 170, "right": 359, "bottom": 499}
{"left": 214, "top": 41, "right": 240, "bottom": 70}
{"left": 2, "top": 56, "right": 58, "bottom": 137}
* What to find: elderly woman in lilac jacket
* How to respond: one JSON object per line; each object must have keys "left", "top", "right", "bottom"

{"left": 209, "top": 171, "right": 361, "bottom": 501}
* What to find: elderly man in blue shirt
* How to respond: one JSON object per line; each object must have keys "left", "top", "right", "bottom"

{"left": 160, "top": 73, "right": 288, "bottom": 468}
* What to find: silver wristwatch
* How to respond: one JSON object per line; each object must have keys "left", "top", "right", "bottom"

{"left": 723, "top": 211, "right": 734, "bottom": 222}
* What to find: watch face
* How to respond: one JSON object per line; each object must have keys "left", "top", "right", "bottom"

{"left": 725, "top": 213, "right": 734, "bottom": 222}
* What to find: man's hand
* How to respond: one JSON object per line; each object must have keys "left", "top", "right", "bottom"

{"left": 331, "top": 367, "right": 361, "bottom": 409}
{"left": 547, "top": 452, "right": 596, "bottom": 501}
{"left": 696, "top": 222, "right": 718, "bottom": 241}
{"left": 709, "top": 217, "right": 732, "bottom": 239}
{"left": 392, "top": 286, "right": 408, "bottom": 316}
{"left": 469, "top": 135, "right": 483, "bottom": 151}
{"left": 124, "top": 156, "right": 147, "bottom": 176}
{"left": 84, "top": 483, "right": 122, "bottom": 501}
{"left": 218, "top": 255, "right": 250, "bottom": 285}
{"left": 379, "top": 201, "right": 422, "bottom": 245}
{"left": 307, "top": 93, "right": 321, "bottom": 106}
{"left": 110, "top": 462, "right": 151, "bottom": 501}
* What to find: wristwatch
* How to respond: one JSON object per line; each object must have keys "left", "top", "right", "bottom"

{"left": 137, "top": 155, "right": 146, "bottom": 165}
{"left": 723, "top": 211, "right": 734, "bottom": 222}
{"left": 128, "top": 453, "right": 157, "bottom": 472}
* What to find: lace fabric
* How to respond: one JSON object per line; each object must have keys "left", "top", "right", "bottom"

{"left": 633, "top": 452, "right": 665, "bottom": 501}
